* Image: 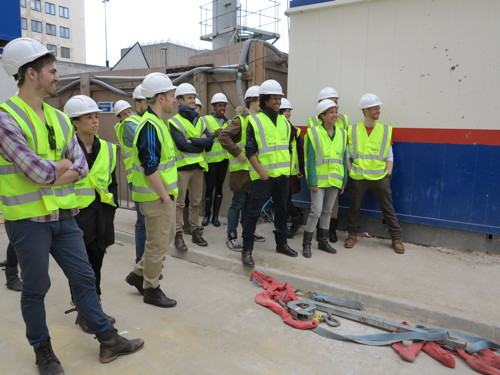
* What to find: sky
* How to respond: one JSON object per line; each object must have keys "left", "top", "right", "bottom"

{"left": 84, "top": 0, "right": 290, "bottom": 67}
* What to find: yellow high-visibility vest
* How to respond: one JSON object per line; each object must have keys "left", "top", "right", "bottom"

{"left": 199, "top": 115, "right": 228, "bottom": 163}
{"left": 75, "top": 138, "right": 117, "bottom": 208}
{"left": 348, "top": 122, "right": 392, "bottom": 181}
{"left": 114, "top": 114, "right": 141, "bottom": 183}
{"left": 0, "top": 96, "right": 78, "bottom": 220}
{"left": 227, "top": 115, "right": 249, "bottom": 172}
{"left": 168, "top": 114, "right": 208, "bottom": 171}
{"left": 131, "top": 112, "right": 178, "bottom": 201}
{"left": 305, "top": 125, "right": 346, "bottom": 188}
{"left": 291, "top": 126, "right": 301, "bottom": 175}
{"left": 248, "top": 113, "right": 291, "bottom": 181}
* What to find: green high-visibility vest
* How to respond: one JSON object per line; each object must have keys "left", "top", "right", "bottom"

{"left": 114, "top": 114, "right": 141, "bottom": 183}
{"left": 348, "top": 122, "right": 392, "bottom": 181}
{"left": 74, "top": 138, "right": 117, "bottom": 209}
{"left": 0, "top": 96, "right": 78, "bottom": 220}
{"left": 291, "top": 126, "right": 301, "bottom": 175}
{"left": 228, "top": 115, "right": 249, "bottom": 172}
{"left": 168, "top": 114, "right": 208, "bottom": 171}
{"left": 307, "top": 113, "right": 348, "bottom": 129}
{"left": 131, "top": 112, "right": 178, "bottom": 201}
{"left": 248, "top": 113, "right": 291, "bottom": 181}
{"left": 199, "top": 115, "right": 228, "bottom": 163}
{"left": 305, "top": 125, "right": 346, "bottom": 189}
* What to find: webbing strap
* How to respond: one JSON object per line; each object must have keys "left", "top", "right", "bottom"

{"left": 312, "top": 326, "right": 452, "bottom": 346}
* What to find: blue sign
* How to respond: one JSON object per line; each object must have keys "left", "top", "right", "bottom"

{"left": 98, "top": 102, "right": 113, "bottom": 113}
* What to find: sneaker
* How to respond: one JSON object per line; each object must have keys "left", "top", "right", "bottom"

{"left": 227, "top": 237, "right": 242, "bottom": 252}
{"left": 253, "top": 232, "right": 266, "bottom": 242}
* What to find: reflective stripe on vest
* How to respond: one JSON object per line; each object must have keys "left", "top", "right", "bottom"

{"left": 348, "top": 122, "right": 391, "bottom": 180}
{"left": 115, "top": 114, "right": 141, "bottom": 183}
{"left": 0, "top": 96, "right": 78, "bottom": 220}
{"left": 131, "top": 112, "right": 178, "bottom": 201}
{"left": 75, "top": 139, "right": 117, "bottom": 209}
{"left": 248, "top": 113, "right": 291, "bottom": 181}
{"left": 306, "top": 125, "right": 346, "bottom": 188}
{"left": 228, "top": 115, "right": 249, "bottom": 172}
{"left": 200, "top": 115, "right": 228, "bottom": 163}
{"left": 291, "top": 126, "right": 301, "bottom": 175}
{"left": 169, "top": 115, "right": 208, "bottom": 171}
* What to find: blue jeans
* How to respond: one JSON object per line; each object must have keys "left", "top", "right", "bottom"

{"left": 5, "top": 217, "right": 112, "bottom": 347}
{"left": 242, "top": 175, "right": 289, "bottom": 252}
{"left": 135, "top": 201, "right": 146, "bottom": 262}
{"left": 227, "top": 191, "right": 248, "bottom": 237}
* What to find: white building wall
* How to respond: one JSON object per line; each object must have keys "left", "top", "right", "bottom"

{"left": 20, "top": 0, "right": 86, "bottom": 64}
{"left": 286, "top": 0, "right": 500, "bottom": 130}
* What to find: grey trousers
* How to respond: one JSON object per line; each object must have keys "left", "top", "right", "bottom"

{"left": 305, "top": 187, "right": 339, "bottom": 232}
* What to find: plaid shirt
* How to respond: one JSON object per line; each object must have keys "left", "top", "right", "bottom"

{"left": 0, "top": 110, "right": 88, "bottom": 222}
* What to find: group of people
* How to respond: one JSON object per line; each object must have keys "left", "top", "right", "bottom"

{"left": 0, "top": 36, "right": 405, "bottom": 375}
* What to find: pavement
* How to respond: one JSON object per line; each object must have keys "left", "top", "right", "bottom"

{"left": 1, "top": 208, "right": 499, "bottom": 375}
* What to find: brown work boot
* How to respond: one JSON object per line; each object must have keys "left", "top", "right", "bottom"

{"left": 192, "top": 228, "right": 208, "bottom": 246}
{"left": 392, "top": 239, "right": 405, "bottom": 254}
{"left": 96, "top": 329, "right": 144, "bottom": 364}
{"left": 344, "top": 234, "right": 357, "bottom": 248}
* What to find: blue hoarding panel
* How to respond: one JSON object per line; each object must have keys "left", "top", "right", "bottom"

{"left": 0, "top": 2, "right": 21, "bottom": 42}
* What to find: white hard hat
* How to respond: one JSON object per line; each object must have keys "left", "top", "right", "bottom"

{"left": 114, "top": 100, "right": 132, "bottom": 116}
{"left": 2, "top": 37, "right": 54, "bottom": 77}
{"left": 64, "top": 95, "right": 102, "bottom": 118}
{"left": 211, "top": 93, "right": 228, "bottom": 104}
{"left": 141, "top": 72, "right": 176, "bottom": 98}
{"left": 317, "top": 87, "right": 339, "bottom": 101}
{"left": 280, "top": 98, "right": 292, "bottom": 110}
{"left": 244, "top": 85, "right": 260, "bottom": 99}
{"left": 195, "top": 98, "right": 203, "bottom": 108}
{"left": 175, "top": 83, "right": 197, "bottom": 98}
{"left": 133, "top": 84, "right": 145, "bottom": 100}
{"left": 259, "top": 79, "right": 284, "bottom": 96}
{"left": 316, "top": 99, "right": 337, "bottom": 117}
{"left": 359, "top": 93, "right": 383, "bottom": 109}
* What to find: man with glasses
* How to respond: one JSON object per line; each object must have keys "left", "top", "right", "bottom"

{"left": 0, "top": 37, "right": 143, "bottom": 375}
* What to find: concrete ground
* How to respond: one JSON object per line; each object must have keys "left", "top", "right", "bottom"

{"left": 1, "top": 208, "right": 499, "bottom": 375}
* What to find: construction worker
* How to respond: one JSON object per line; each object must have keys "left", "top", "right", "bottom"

{"left": 308, "top": 87, "right": 349, "bottom": 243}
{"left": 0, "top": 37, "right": 143, "bottom": 374}
{"left": 241, "top": 79, "right": 298, "bottom": 267}
{"left": 125, "top": 72, "right": 179, "bottom": 307}
{"left": 345, "top": 93, "right": 405, "bottom": 254}
{"left": 195, "top": 98, "right": 203, "bottom": 115}
{"left": 219, "top": 85, "right": 266, "bottom": 251}
{"left": 114, "top": 92, "right": 146, "bottom": 264}
{"left": 169, "top": 83, "right": 213, "bottom": 251}
{"left": 64, "top": 95, "right": 118, "bottom": 332}
{"left": 279, "top": 98, "right": 304, "bottom": 239}
{"left": 302, "top": 99, "right": 347, "bottom": 257}
{"left": 200, "top": 93, "right": 229, "bottom": 227}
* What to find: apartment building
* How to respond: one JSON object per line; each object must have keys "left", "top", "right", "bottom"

{"left": 19, "top": 0, "right": 85, "bottom": 63}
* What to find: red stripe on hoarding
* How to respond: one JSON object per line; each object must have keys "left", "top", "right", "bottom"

{"left": 392, "top": 128, "right": 500, "bottom": 146}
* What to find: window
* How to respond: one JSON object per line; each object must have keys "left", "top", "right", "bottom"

{"left": 30, "top": 0, "right": 41, "bottom": 11}
{"left": 31, "top": 20, "right": 42, "bottom": 33}
{"left": 20, "top": 0, "right": 26, "bottom": 8}
{"left": 47, "top": 44, "right": 57, "bottom": 56}
{"left": 45, "top": 2, "right": 55, "bottom": 15}
{"left": 61, "top": 47, "right": 70, "bottom": 59}
{"left": 59, "top": 6, "right": 69, "bottom": 18}
{"left": 60, "top": 26, "right": 70, "bottom": 39}
{"left": 46, "top": 23, "right": 56, "bottom": 36}
{"left": 21, "top": 18, "right": 27, "bottom": 30}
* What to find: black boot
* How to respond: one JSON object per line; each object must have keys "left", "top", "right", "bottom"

{"left": 0, "top": 259, "right": 6, "bottom": 267}
{"left": 143, "top": 287, "right": 177, "bottom": 308}
{"left": 174, "top": 231, "right": 188, "bottom": 251}
{"left": 241, "top": 250, "right": 254, "bottom": 267}
{"left": 329, "top": 218, "right": 338, "bottom": 243}
{"left": 318, "top": 229, "right": 337, "bottom": 254}
{"left": 302, "top": 231, "right": 313, "bottom": 258}
{"left": 192, "top": 228, "right": 208, "bottom": 246}
{"left": 5, "top": 266, "right": 22, "bottom": 291}
{"left": 201, "top": 196, "right": 212, "bottom": 226}
{"left": 125, "top": 271, "right": 144, "bottom": 294}
{"left": 287, "top": 215, "right": 302, "bottom": 238}
{"left": 96, "top": 329, "right": 144, "bottom": 364}
{"left": 211, "top": 194, "right": 222, "bottom": 227}
{"left": 276, "top": 244, "right": 298, "bottom": 257}
{"left": 34, "top": 338, "right": 64, "bottom": 375}
{"left": 75, "top": 313, "right": 92, "bottom": 334}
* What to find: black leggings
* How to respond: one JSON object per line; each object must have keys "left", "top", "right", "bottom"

{"left": 204, "top": 159, "right": 228, "bottom": 199}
